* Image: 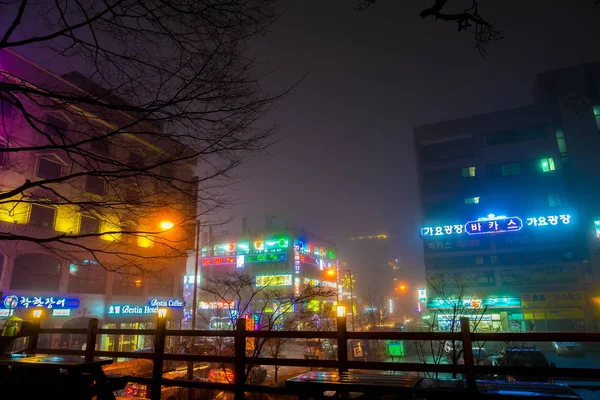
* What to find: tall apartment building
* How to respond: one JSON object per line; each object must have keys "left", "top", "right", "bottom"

{"left": 414, "top": 62, "right": 600, "bottom": 333}
{"left": 0, "top": 50, "right": 197, "bottom": 350}
{"left": 188, "top": 224, "right": 339, "bottom": 329}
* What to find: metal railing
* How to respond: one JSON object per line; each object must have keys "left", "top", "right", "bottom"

{"left": 16, "top": 316, "right": 600, "bottom": 400}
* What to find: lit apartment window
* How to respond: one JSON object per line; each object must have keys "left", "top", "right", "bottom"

{"left": 29, "top": 205, "right": 56, "bottom": 229}
{"left": 540, "top": 157, "right": 555, "bottom": 172}
{"left": 36, "top": 157, "right": 63, "bottom": 180}
{"left": 84, "top": 175, "right": 105, "bottom": 196}
{"left": 80, "top": 215, "right": 101, "bottom": 235}
{"left": 465, "top": 197, "right": 480, "bottom": 204}
{"left": 555, "top": 130, "right": 568, "bottom": 163}
{"left": 461, "top": 166, "right": 476, "bottom": 177}
{"left": 548, "top": 193, "right": 562, "bottom": 207}
{"left": 44, "top": 115, "right": 69, "bottom": 136}
{"left": 594, "top": 106, "right": 600, "bottom": 130}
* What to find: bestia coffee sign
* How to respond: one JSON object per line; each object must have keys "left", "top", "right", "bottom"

{"left": 148, "top": 298, "right": 185, "bottom": 308}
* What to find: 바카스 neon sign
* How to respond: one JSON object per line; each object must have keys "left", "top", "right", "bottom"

{"left": 465, "top": 216, "right": 523, "bottom": 235}
{"left": 421, "top": 214, "right": 571, "bottom": 237}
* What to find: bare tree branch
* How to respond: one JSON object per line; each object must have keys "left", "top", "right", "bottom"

{"left": 356, "top": 0, "right": 503, "bottom": 57}
{"left": 0, "top": 0, "right": 288, "bottom": 274}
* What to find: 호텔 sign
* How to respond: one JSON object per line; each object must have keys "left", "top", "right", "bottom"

{"left": 108, "top": 298, "right": 185, "bottom": 316}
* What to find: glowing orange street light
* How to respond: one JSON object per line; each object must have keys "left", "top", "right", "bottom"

{"left": 159, "top": 220, "right": 174, "bottom": 230}
{"left": 326, "top": 269, "right": 336, "bottom": 277}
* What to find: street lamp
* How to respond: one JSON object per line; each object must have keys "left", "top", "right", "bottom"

{"left": 330, "top": 267, "right": 355, "bottom": 331}
{"left": 159, "top": 218, "right": 201, "bottom": 330}
{"left": 32, "top": 309, "right": 42, "bottom": 319}
{"left": 159, "top": 220, "right": 175, "bottom": 230}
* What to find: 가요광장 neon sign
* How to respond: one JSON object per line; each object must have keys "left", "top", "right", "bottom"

{"left": 421, "top": 214, "right": 571, "bottom": 237}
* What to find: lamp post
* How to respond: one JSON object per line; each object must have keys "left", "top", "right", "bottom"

{"left": 191, "top": 221, "right": 201, "bottom": 331}
{"left": 329, "top": 267, "right": 355, "bottom": 331}
{"left": 159, "top": 219, "right": 201, "bottom": 330}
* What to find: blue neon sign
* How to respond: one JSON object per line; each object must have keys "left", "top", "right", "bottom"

{"left": 421, "top": 214, "right": 571, "bottom": 237}
{"left": 465, "top": 216, "right": 523, "bottom": 235}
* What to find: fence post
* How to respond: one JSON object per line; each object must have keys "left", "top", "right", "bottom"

{"left": 151, "top": 312, "right": 168, "bottom": 400}
{"left": 460, "top": 317, "right": 475, "bottom": 389}
{"left": 337, "top": 316, "right": 348, "bottom": 374}
{"left": 234, "top": 318, "right": 247, "bottom": 400}
{"left": 85, "top": 318, "right": 98, "bottom": 362}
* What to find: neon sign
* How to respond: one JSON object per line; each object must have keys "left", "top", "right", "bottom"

{"left": 294, "top": 277, "right": 301, "bottom": 296}
{"left": 198, "top": 301, "right": 235, "bottom": 310}
{"left": 108, "top": 304, "right": 159, "bottom": 315}
{"left": 527, "top": 214, "right": 570, "bottom": 226}
{"left": 202, "top": 256, "right": 235, "bottom": 265}
{"left": 148, "top": 298, "right": 184, "bottom": 308}
{"left": 256, "top": 274, "right": 292, "bottom": 286}
{"left": 421, "top": 214, "right": 571, "bottom": 237}
{"left": 246, "top": 252, "right": 287, "bottom": 263}
{"left": 303, "top": 278, "right": 320, "bottom": 286}
{"left": 294, "top": 244, "right": 300, "bottom": 274}
{"left": 1, "top": 295, "right": 79, "bottom": 309}
{"left": 465, "top": 216, "right": 523, "bottom": 235}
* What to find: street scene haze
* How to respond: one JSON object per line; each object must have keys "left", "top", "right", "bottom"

{"left": 1, "top": 1, "right": 600, "bottom": 400}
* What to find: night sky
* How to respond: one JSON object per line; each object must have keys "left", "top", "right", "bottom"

{"left": 218, "top": 0, "right": 600, "bottom": 287}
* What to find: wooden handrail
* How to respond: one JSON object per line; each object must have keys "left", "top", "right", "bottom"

{"left": 18, "top": 315, "right": 600, "bottom": 400}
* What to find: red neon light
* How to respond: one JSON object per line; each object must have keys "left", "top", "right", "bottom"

{"left": 202, "top": 256, "right": 236, "bottom": 265}
{"left": 308, "top": 244, "right": 314, "bottom": 253}
{"left": 300, "top": 255, "right": 306, "bottom": 262}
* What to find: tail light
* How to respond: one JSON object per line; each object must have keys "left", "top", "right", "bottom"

{"left": 507, "top": 375, "right": 516, "bottom": 382}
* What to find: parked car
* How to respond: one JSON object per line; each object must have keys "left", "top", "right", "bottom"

{"left": 458, "top": 348, "right": 495, "bottom": 366}
{"left": 496, "top": 347, "right": 555, "bottom": 383}
{"left": 208, "top": 366, "right": 267, "bottom": 385}
{"left": 552, "top": 342, "right": 584, "bottom": 356}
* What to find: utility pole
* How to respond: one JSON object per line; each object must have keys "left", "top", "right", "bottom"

{"left": 191, "top": 221, "right": 201, "bottom": 330}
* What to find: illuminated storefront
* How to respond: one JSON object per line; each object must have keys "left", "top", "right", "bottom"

{"left": 104, "top": 298, "right": 184, "bottom": 352}
{"left": 520, "top": 291, "right": 586, "bottom": 332}
{"left": 427, "top": 297, "right": 522, "bottom": 332}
